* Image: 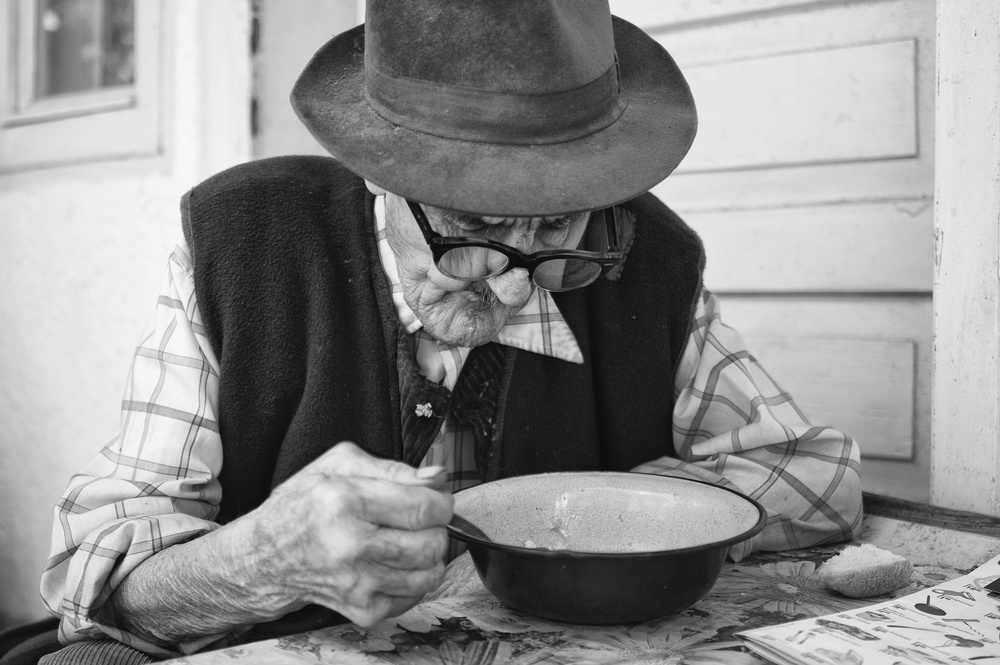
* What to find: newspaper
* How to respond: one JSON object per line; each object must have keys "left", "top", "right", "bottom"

{"left": 737, "top": 553, "right": 1000, "bottom": 665}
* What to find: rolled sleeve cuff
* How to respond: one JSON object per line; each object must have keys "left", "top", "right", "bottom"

{"left": 41, "top": 514, "right": 232, "bottom": 656}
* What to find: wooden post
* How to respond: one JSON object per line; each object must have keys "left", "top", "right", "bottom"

{"left": 932, "top": 0, "right": 1000, "bottom": 514}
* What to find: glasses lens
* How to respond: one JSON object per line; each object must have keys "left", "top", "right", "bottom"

{"left": 438, "top": 246, "right": 509, "bottom": 280}
{"left": 532, "top": 259, "right": 602, "bottom": 291}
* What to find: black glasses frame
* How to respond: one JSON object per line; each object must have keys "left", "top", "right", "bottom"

{"left": 405, "top": 199, "right": 624, "bottom": 290}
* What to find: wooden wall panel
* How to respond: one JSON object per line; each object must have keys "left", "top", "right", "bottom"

{"left": 653, "top": 160, "right": 932, "bottom": 212}
{"left": 646, "top": 0, "right": 935, "bottom": 211}
{"left": 609, "top": 0, "right": 826, "bottom": 27}
{"left": 744, "top": 337, "right": 915, "bottom": 460}
{"left": 722, "top": 296, "right": 932, "bottom": 501}
{"left": 679, "top": 40, "right": 917, "bottom": 172}
{"left": 687, "top": 201, "right": 934, "bottom": 293}
{"left": 647, "top": 0, "right": 933, "bottom": 67}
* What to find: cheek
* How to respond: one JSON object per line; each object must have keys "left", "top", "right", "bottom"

{"left": 389, "top": 230, "right": 471, "bottom": 299}
{"left": 389, "top": 236, "right": 434, "bottom": 280}
{"left": 560, "top": 222, "right": 588, "bottom": 251}
{"left": 537, "top": 226, "right": 572, "bottom": 247}
{"left": 383, "top": 199, "right": 472, "bottom": 294}
{"left": 384, "top": 207, "right": 433, "bottom": 278}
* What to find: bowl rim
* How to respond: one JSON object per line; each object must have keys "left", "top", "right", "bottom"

{"left": 446, "top": 471, "right": 768, "bottom": 558}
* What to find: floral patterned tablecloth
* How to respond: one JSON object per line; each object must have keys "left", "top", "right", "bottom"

{"left": 165, "top": 516, "right": 1000, "bottom": 665}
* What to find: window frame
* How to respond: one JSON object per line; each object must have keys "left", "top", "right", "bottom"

{"left": 0, "top": 0, "right": 160, "bottom": 172}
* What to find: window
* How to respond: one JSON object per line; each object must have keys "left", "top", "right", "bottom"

{"left": 0, "top": 0, "right": 159, "bottom": 172}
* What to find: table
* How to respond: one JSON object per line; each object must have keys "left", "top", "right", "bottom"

{"left": 165, "top": 495, "right": 1000, "bottom": 664}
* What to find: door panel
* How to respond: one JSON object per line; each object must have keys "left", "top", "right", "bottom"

{"left": 681, "top": 39, "right": 918, "bottom": 172}
{"left": 744, "top": 337, "right": 915, "bottom": 460}
{"left": 688, "top": 201, "right": 933, "bottom": 293}
{"left": 645, "top": 0, "right": 935, "bottom": 211}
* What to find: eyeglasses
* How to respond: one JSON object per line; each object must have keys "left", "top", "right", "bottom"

{"left": 405, "top": 200, "right": 624, "bottom": 292}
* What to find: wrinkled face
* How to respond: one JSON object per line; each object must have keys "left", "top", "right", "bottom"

{"left": 372, "top": 184, "right": 590, "bottom": 347}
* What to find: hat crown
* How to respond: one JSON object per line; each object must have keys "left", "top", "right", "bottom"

{"left": 365, "top": 0, "right": 615, "bottom": 94}
{"left": 291, "top": 2, "right": 697, "bottom": 215}
{"left": 363, "top": 0, "right": 623, "bottom": 145}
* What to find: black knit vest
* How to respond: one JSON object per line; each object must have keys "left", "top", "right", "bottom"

{"left": 181, "top": 156, "right": 705, "bottom": 525}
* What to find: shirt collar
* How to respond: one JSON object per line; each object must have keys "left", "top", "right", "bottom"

{"left": 374, "top": 195, "right": 584, "bottom": 364}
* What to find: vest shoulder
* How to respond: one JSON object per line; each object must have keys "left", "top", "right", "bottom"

{"left": 181, "top": 156, "right": 367, "bottom": 240}
{"left": 180, "top": 156, "right": 371, "bottom": 267}
{"left": 186, "top": 155, "right": 361, "bottom": 207}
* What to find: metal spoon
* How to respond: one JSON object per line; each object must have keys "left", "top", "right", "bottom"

{"left": 449, "top": 513, "right": 492, "bottom": 542}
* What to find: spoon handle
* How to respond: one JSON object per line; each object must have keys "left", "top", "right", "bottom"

{"left": 449, "top": 513, "right": 491, "bottom": 542}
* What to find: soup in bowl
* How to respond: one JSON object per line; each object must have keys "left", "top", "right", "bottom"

{"left": 446, "top": 471, "right": 766, "bottom": 624}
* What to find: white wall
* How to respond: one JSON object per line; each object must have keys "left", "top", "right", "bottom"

{"left": 0, "top": 165, "right": 181, "bottom": 627}
{"left": 0, "top": 0, "right": 252, "bottom": 629}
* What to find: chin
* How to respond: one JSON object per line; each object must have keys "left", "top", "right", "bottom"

{"left": 424, "top": 302, "right": 511, "bottom": 348}
{"left": 455, "top": 328, "right": 502, "bottom": 348}
{"left": 432, "top": 321, "right": 502, "bottom": 348}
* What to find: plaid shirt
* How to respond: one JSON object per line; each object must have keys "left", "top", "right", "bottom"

{"left": 40, "top": 200, "right": 862, "bottom": 655}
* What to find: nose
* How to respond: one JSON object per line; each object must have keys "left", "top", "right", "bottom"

{"left": 498, "top": 222, "right": 539, "bottom": 254}
{"left": 487, "top": 267, "right": 533, "bottom": 308}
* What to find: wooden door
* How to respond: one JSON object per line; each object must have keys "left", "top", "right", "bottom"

{"left": 610, "top": 0, "right": 936, "bottom": 501}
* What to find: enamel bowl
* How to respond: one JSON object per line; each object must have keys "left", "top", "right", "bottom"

{"left": 446, "top": 471, "right": 766, "bottom": 625}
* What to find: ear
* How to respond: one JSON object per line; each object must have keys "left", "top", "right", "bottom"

{"left": 365, "top": 180, "right": 388, "bottom": 196}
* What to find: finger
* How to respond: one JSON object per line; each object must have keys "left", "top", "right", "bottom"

{"left": 350, "top": 478, "right": 454, "bottom": 530}
{"left": 346, "top": 591, "right": 427, "bottom": 628}
{"left": 413, "top": 465, "right": 449, "bottom": 490}
{"left": 362, "top": 526, "right": 449, "bottom": 571}
{"left": 361, "top": 560, "right": 446, "bottom": 600}
{"left": 320, "top": 563, "right": 445, "bottom": 627}
{"left": 321, "top": 442, "right": 448, "bottom": 489}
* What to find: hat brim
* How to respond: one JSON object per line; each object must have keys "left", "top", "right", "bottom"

{"left": 291, "top": 17, "right": 697, "bottom": 216}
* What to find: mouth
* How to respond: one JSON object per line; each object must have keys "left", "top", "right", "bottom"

{"left": 415, "top": 281, "right": 526, "bottom": 347}
{"left": 472, "top": 284, "right": 502, "bottom": 309}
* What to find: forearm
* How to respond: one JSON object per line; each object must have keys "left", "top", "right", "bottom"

{"left": 667, "top": 289, "right": 863, "bottom": 559}
{"left": 96, "top": 447, "right": 452, "bottom": 648}
{"left": 635, "top": 430, "right": 863, "bottom": 559}
{"left": 97, "top": 513, "right": 295, "bottom": 648}
{"left": 42, "top": 241, "right": 239, "bottom": 650}
{"left": 687, "top": 428, "right": 863, "bottom": 549}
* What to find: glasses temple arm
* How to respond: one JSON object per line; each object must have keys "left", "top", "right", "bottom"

{"left": 604, "top": 208, "right": 621, "bottom": 252}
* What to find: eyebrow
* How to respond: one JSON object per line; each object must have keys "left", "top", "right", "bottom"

{"left": 441, "top": 210, "right": 487, "bottom": 226}
{"left": 440, "top": 210, "right": 584, "bottom": 227}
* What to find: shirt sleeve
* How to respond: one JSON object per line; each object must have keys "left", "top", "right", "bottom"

{"left": 632, "top": 289, "right": 863, "bottom": 563}
{"left": 39, "top": 238, "right": 236, "bottom": 656}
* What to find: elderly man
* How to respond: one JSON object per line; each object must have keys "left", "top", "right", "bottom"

{"left": 36, "top": 0, "right": 862, "bottom": 662}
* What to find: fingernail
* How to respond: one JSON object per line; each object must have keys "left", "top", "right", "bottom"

{"left": 416, "top": 465, "right": 445, "bottom": 480}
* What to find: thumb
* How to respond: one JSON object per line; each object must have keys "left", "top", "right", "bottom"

{"left": 324, "top": 442, "right": 448, "bottom": 489}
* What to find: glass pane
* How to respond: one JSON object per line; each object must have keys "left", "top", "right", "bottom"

{"left": 533, "top": 259, "right": 602, "bottom": 291}
{"left": 35, "top": 0, "right": 134, "bottom": 98}
{"left": 440, "top": 246, "right": 509, "bottom": 280}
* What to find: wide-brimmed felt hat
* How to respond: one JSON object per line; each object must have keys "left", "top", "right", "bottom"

{"left": 292, "top": 0, "right": 697, "bottom": 216}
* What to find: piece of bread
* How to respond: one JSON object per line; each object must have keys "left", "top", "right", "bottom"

{"left": 817, "top": 544, "right": 913, "bottom": 598}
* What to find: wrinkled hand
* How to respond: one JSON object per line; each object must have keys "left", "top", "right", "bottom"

{"left": 250, "top": 441, "right": 453, "bottom": 626}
